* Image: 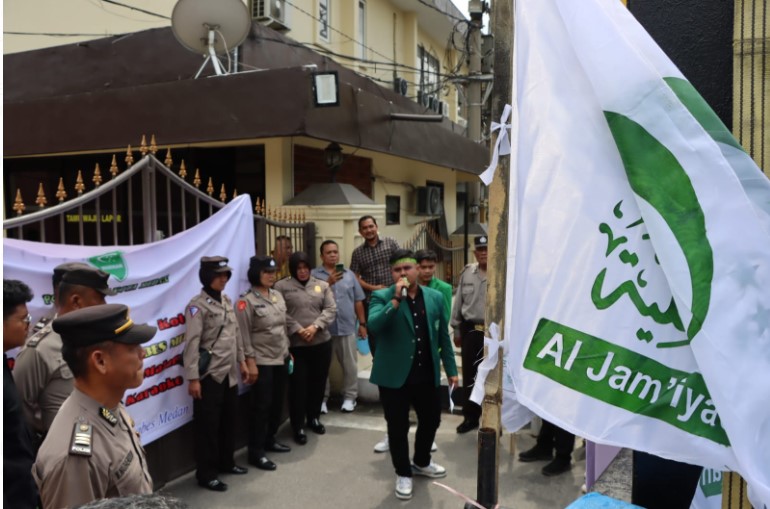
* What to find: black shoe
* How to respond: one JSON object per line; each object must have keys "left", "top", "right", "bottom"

{"left": 265, "top": 441, "right": 291, "bottom": 453}
{"left": 220, "top": 465, "right": 248, "bottom": 475}
{"left": 455, "top": 419, "right": 479, "bottom": 434}
{"left": 294, "top": 429, "right": 308, "bottom": 445}
{"left": 519, "top": 445, "right": 554, "bottom": 463}
{"left": 249, "top": 456, "right": 277, "bottom": 471}
{"left": 308, "top": 418, "right": 326, "bottom": 435}
{"left": 199, "top": 479, "right": 228, "bottom": 492}
{"left": 542, "top": 457, "right": 572, "bottom": 476}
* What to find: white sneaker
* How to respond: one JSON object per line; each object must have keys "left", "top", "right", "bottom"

{"left": 341, "top": 399, "right": 356, "bottom": 412}
{"left": 374, "top": 434, "right": 389, "bottom": 453}
{"left": 431, "top": 441, "right": 438, "bottom": 452}
{"left": 395, "top": 476, "right": 413, "bottom": 500}
{"left": 411, "top": 461, "right": 447, "bottom": 478}
{"left": 320, "top": 402, "right": 328, "bottom": 414}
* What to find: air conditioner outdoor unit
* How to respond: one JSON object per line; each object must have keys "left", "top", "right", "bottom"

{"left": 439, "top": 100, "right": 449, "bottom": 116}
{"left": 251, "top": 0, "right": 289, "bottom": 31}
{"left": 393, "top": 77, "right": 408, "bottom": 96}
{"left": 416, "top": 186, "right": 443, "bottom": 216}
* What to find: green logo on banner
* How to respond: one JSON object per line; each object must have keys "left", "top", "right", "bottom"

{"left": 89, "top": 251, "right": 128, "bottom": 282}
{"left": 699, "top": 469, "right": 723, "bottom": 498}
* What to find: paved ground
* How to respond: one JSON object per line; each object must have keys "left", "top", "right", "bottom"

{"left": 162, "top": 401, "right": 587, "bottom": 508}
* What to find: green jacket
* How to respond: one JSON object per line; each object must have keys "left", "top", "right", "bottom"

{"left": 427, "top": 277, "right": 453, "bottom": 322}
{"left": 368, "top": 285, "right": 458, "bottom": 389}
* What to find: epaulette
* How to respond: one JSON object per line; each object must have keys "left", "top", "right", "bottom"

{"left": 69, "top": 422, "right": 93, "bottom": 457}
{"left": 30, "top": 316, "right": 51, "bottom": 336}
{"left": 25, "top": 323, "right": 53, "bottom": 348}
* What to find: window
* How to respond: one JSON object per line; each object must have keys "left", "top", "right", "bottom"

{"left": 319, "top": 0, "right": 330, "bottom": 42}
{"left": 418, "top": 46, "right": 440, "bottom": 105}
{"left": 385, "top": 195, "right": 401, "bottom": 225}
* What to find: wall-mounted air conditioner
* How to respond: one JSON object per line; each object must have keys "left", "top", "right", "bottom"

{"left": 393, "top": 77, "right": 408, "bottom": 96}
{"left": 251, "top": 0, "right": 289, "bottom": 31}
{"left": 416, "top": 186, "right": 443, "bottom": 216}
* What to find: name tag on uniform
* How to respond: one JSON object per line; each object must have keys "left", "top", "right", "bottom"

{"left": 272, "top": 296, "right": 277, "bottom": 302}
{"left": 314, "top": 285, "right": 321, "bottom": 293}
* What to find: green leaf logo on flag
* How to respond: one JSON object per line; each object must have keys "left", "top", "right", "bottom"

{"left": 604, "top": 110, "right": 714, "bottom": 348}
{"left": 88, "top": 251, "right": 128, "bottom": 282}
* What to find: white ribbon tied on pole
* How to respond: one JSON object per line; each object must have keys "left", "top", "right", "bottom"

{"left": 479, "top": 104, "right": 512, "bottom": 186}
{"left": 470, "top": 322, "right": 505, "bottom": 405}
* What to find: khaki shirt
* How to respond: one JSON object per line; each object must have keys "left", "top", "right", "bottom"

{"left": 33, "top": 388, "right": 153, "bottom": 509}
{"left": 235, "top": 288, "right": 289, "bottom": 366}
{"left": 274, "top": 277, "right": 337, "bottom": 348}
{"left": 183, "top": 291, "right": 244, "bottom": 387}
{"left": 13, "top": 323, "right": 74, "bottom": 434}
{"left": 450, "top": 263, "right": 487, "bottom": 327}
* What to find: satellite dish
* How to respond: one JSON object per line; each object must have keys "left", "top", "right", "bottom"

{"left": 171, "top": 0, "right": 251, "bottom": 78}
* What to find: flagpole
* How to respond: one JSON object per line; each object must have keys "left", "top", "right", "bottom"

{"left": 473, "top": 0, "right": 514, "bottom": 508}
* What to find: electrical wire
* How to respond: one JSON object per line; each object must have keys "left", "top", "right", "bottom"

{"left": 4, "top": 30, "right": 123, "bottom": 37}
{"left": 98, "top": 0, "right": 169, "bottom": 20}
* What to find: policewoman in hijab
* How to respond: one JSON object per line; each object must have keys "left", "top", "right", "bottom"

{"left": 183, "top": 256, "right": 251, "bottom": 492}
{"left": 235, "top": 255, "right": 292, "bottom": 471}
{"left": 274, "top": 251, "right": 336, "bottom": 445}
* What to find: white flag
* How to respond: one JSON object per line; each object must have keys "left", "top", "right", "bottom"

{"left": 503, "top": 0, "right": 770, "bottom": 506}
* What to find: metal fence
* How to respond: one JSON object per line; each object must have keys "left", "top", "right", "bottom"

{"left": 3, "top": 152, "right": 315, "bottom": 260}
{"left": 406, "top": 221, "right": 466, "bottom": 288}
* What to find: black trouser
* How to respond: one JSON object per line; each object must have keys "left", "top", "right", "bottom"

{"left": 193, "top": 376, "right": 238, "bottom": 483}
{"left": 460, "top": 321, "right": 485, "bottom": 422}
{"left": 379, "top": 383, "right": 442, "bottom": 477}
{"left": 536, "top": 420, "right": 575, "bottom": 460}
{"left": 246, "top": 361, "right": 288, "bottom": 460}
{"left": 288, "top": 341, "right": 332, "bottom": 431}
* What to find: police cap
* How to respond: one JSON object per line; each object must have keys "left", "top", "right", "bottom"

{"left": 60, "top": 267, "right": 118, "bottom": 296}
{"left": 250, "top": 255, "right": 278, "bottom": 273}
{"left": 200, "top": 256, "right": 233, "bottom": 273}
{"left": 53, "top": 303, "right": 156, "bottom": 348}
{"left": 52, "top": 262, "right": 92, "bottom": 289}
{"left": 474, "top": 235, "right": 488, "bottom": 248}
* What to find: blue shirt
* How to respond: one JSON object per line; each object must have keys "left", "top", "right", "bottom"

{"left": 311, "top": 266, "right": 365, "bottom": 336}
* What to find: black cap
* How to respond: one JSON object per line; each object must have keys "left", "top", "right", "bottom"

{"left": 60, "top": 267, "right": 117, "bottom": 296}
{"left": 474, "top": 235, "right": 488, "bottom": 248}
{"left": 52, "top": 262, "right": 92, "bottom": 289}
{"left": 53, "top": 303, "right": 157, "bottom": 348}
{"left": 200, "top": 256, "right": 233, "bottom": 273}
{"left": 250, "top": 255, "right": 278, "bottom": 272}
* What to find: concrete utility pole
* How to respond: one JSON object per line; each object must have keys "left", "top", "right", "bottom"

{"left": 471, "top": 0, "right": 513, "bottom": 507}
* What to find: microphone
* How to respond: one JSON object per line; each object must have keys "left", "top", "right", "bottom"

{"left": 401, "top": 278, "right": 408, "bottom": 299}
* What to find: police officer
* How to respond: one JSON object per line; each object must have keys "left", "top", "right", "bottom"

{"left": 450, "top": 235, "right": 488, "bottom": 434}
{"left": 274, "top": 252, "right": 336, "bottom": 445}
{"left": 27, "top": 261, "right": 92, "bottom": 337}
{"left": 236, "top": 255, "right": 292, "bottom": 471}
{"left": 14, "top": 266, "right": 116, "bottom": 438}
{"left": 33, "top": 304, "right": 155, "bottom": 509}
{"left": 183, "top": 256, "right": 250, "bottom": 492}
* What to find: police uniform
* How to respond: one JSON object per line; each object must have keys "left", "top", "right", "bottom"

{"left": 450, "top": 235, "right": 488, "bottom": 428}
{"left": 14, "top": 265, "right": 116, "bottom": 437}
{"left": 274, "top": 252, "right": 337, "bottom": 442}
{"left": 236, "top": 255, "right": 292, "bottom": 468}
{"left": 32, "top": 304, "right": 155, "bottom": 509}
{"left": 183, "top": 256, "right": 247, "bottom": 490}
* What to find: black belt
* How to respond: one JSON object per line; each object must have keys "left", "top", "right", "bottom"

{"left": 462, "top": 320, "right": 485, "bottom": 332}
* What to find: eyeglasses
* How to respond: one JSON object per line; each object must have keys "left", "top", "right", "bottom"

{"left": 22, "top": 314, "right": 32, "bottom": 325}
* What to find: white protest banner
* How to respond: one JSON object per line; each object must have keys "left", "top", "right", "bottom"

{"left": 3, "top": 195, "right": 255, "bottom": 444}
{"left": 502, "top": 0, "right": 770, "bottom": 506}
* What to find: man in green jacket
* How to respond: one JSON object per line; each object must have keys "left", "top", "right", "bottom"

{"left": 368, "top": 249, "right": 458, "bottom": 501}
